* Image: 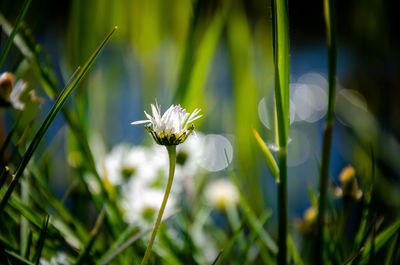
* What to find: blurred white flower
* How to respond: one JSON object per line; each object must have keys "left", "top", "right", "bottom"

{"left": 121, "top": 178, "right": 176, "bottom": 226}
{"left": 205, "top": 179, "right": 239, "bottom": 211}
{"left": 40, "top": 252, "right": 71, "bottom": 265}
{"left": 10, "top": 80, "right": 27, "bottom": 110}
{"left": 131, "top": 100, "right": 202, "bottom": 145}
{"left": 0, "top": 72, "right": 27, "bottom": 110}
{"left": 101, "top": 144, "right": 149, "bottom": 186}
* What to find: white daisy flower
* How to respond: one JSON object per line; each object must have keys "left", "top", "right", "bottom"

{"left": 131, "top": 100, "right": 202, "bottom": 145}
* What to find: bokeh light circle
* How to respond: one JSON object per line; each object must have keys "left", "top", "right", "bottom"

{"left": 199, "top": 134, "right": 233, "bottom": 172}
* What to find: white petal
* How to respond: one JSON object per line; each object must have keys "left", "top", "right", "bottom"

{"left": 131, "top": 120, "right": 150, "bottom": 125}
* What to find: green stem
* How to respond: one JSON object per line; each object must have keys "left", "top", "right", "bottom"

{"left": 271, "top": 0, "right": 290, "bottom": 262}
{"left": 316, "top": 0, "right": 337, "bottom": 264}
{"left": 278, "top": 147, "right": 288, "bottom": 265}
{"left": 141, "top": 145, "right": 176, "bottom": 265}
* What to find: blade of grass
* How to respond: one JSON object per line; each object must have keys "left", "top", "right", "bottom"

{"left": 227, "top": 1, "right": 264, "bottom": 211}
{"left": 226, "top": 165, "right": 278, "bottom": 254}
{"left": 174, "top": 0, "right": 203, "bottom": 103}
{"left": 316, "top": 0, "right": 337, "bottom": 264}
{"left": 97, "top": 209, "right": 179, "bottom": 265}
{"left": 0, "top": 166, "right": 10, "bottom": 189}
{"left": 23, "top": 230, "right": 32, "bottom": 259}
{"left": 342, "top": 247, "right": 364, "bottom": 265}
{"left": 0, "top": 113, "right": 22, "bottom": 164}
{"left": 217, "top": 220, "right": 246, "bottom": 265}
{"left": 75, "top": 208, "right": 105, "bottom": 265}
{"left": 33, "top": 215, "right": 50, "bottom": 265}
{"left": 0, "top": 26, "right": 117, "bottom": 213}
{"left": 20, "top": 174, "right": 30, "bottom": 256}
{"left": 28, "top": 166, "right": 90, "bottom": 242}
{"left": 357, "top": 218, "right": 400, "bottom": 265}
{"left": 383, "top": 234, "right": 398, "bottom": 265}
{"left": 183, "top": 2, "right": 229, "bottom": 112}
{"left": 4, "top": 249, "right": 34, "bottom": 265}
{"left": 241, "top": 209, "right": 272, "bottom": 264}
{"left": 211, "top": 250, "right": 223, "bottom": 265}
{"left": 0, "top": 0, "right": 32, "bottom": 69}
{"left": 252, "top": 127, "right": 279, "bottom": 182}
{"left": 287, "top": 236, "right": 305, "bottom": 265}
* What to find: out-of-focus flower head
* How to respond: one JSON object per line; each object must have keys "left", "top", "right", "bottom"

{"left": 40, "top": 252, "right": 71, "bottom": 265}
{"left": 131, "top": 100, "right": 202, "bottom": 146}
{"left": 205, "top": 178, "right": 239, "bottom": 211}
{"left": 101, "top": 144, "right": 150, "bottom": 187}
{"left": 0, "top": 72, "right": 27, "bottom": 110}
{"left": 333, "top": 165, "right": 362, "bottom": 201}
{"left": 121, "top": 178, "right": 176, "bottom": 226}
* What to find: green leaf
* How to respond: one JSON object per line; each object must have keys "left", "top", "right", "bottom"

{"left": 252, "top": 128, "right": 279, "bottom": 182}
{"left": 0, "top": 26, "right": 117, "bottom": 213}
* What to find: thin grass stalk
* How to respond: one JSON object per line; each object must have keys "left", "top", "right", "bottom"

{"left": 271, "top": 0, "right": 290, "bottom": 264}
{"left": 141, "top": 145, "right": 176, "bottom": 265}
{"left": 316, "top": 0, "right": 337, "bottom": 263}
{"left": 0, "top": 0, "right": 32, "bottom": 69}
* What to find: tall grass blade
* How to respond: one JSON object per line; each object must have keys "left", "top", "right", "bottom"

{"left": 0, "top": 0, "right": 32, "bottom": 69}
{"left": 0, "top": 166, "right": 10, "bottom": 188}
{"left": 383, "top": 234, "right": 397, "bottom": 265}
{"left": 227, "top": 165, "right": 278, "bottom": 254}
{"left": 183, "top": 3, "right": 229, "bottom": 112}
{"left": 316, "top": 0, "right": 337, "bottom": 263}
{"left": 287, "top": 236, "right": 305, "bottom": 265}
{"left": 241, "top": 210, "right": 272, "bottom": 264}
{"left": 0, "top": 26, "right": 117, "bottom": 213}
{"left": 228, "top": 1, "right": 263, "bottom": 211}
{"left": 357, "top": 218, "right": 400, "bottom": 265}
{"left": 271, "top": 0, "right": 290, "bottom": 263}
{"left": 217, "top": 220, "right": 245, "bottom": 264}
{"left": 211, "top": 250, "right": 223, "bottom": 265}
{"left": 33, "top": 215, "right": 50, "bottom": 265}
{"left": 4, "top": 249, "right": 34, "bottom": 265}
{"left": 75, "top": 208, "right": 105, "bottom": 265}
{"left": 97, "top": 209, "right": 179, "bottom": 265}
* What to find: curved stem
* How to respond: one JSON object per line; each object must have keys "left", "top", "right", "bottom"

{"left": 141, "top": 145, "right": 176, "bottom": 265}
